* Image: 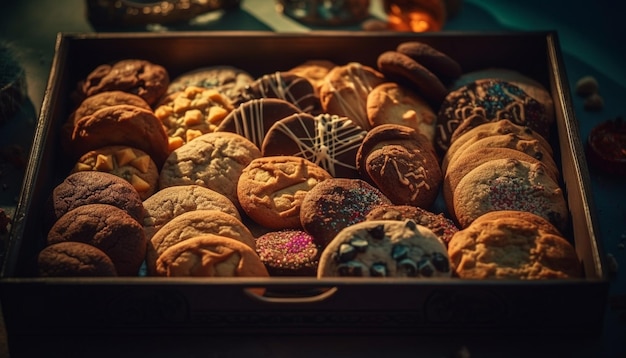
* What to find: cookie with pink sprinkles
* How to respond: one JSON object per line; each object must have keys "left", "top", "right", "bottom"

{"left": 256, "top": 230, "right": 321, "bottom": 276}
{"left": 452, "top": 158, "right": 568, "bottom": 230}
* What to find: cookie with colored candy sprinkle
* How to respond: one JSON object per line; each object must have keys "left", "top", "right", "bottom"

{"left": 453, "top": 158, "right": 568, "bottom": 230}
{"left": 235, "top": 71, "right": 320, "bottom": 113}
{"left": 317, "top": 219, "right": 451, "bottom": 278}
{"left": 256, "top": 230, "right": 321, "bottom": 276}
{"left": 216, "top": 98, "right": 301, "bottom": 149}
{"left": 299, "top": 178, "right": 392, "bottom": 247}
{"left": 435, "top": 79, "right": 552, "bottom": 154}
{"left": 262, "top": 112, "right": 367, "bottom": 178}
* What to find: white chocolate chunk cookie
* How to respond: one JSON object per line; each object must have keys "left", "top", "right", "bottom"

{"left": 318, "top": 219, "right": 451, "bottom": 278}
{"left": 72, "top": 145, "right": 159, "bottom": 200}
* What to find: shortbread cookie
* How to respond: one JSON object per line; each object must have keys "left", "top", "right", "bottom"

{"left": 447, "top": 216, "right": 581, "bottom": 279}
{"left": 356, "top": 124, "right": 441, "bottom": 208}
{"left": 158, "top": 131, "right": 261, "bottom": 208}
{"left": 154, "top": 86, "right": 234, "bottom": 151}
{"left": 68, "top": 104, "right": 170, "bottom": 167}
{"left": 235, "top": 71, "right": 320, "bottom": 113}
{"left": 365, "top": 205, "right": 459, "bottom": 246}
{"left": 142, "top": 184, "right": 240, "bottom": 241}
{"left": 436, "top": 79, "right": 552, "bottom": 154}
{"left": 299, "top": 178, "right": 392, "bottom": 247}
{"left": 74, "top": 59, "right": 169, "bottom": 106}
{"left": 72, "top": 145, "right": 159, "bottom": 200}
{"left": 237, "top": 156, "right": 332, "bottom": 229}
{"left": 262, "top": 112, "right": 367, "bottom": 178}
{"left": 47, "top": 204, "right": 146, "bottom": 276}
{"left": 256, "top": 229, "right": 320, "bottom": 276}
{"left": 317, "top": 219, "right": 451, "bottom": 278}
{"left": 366, "top": 82, "right": 437, "bottom": 142}
{"left": 395, "top": 41, "right": 462, "bottom": 82}
{"left": 443, "top": 119, "right": 553, "bottom": 172}
{"left": 453, "top": 158, "right": 568, "bottom": 230}
{"left": 376, "top": 51, "right": 448, "bottom": 107}
{"left": 445, "top": 133, "right": 559, "bottom": 178}
{"left": 155, "top": 234, "right": 269, "bottom": 278}
{"left": 146, "top": 209, "right": 256, "bottom": 275}
{"left": 216, "top": 98, "right": 301, "bottom": 149}
{"left": 45, "top": 171, "right": 145, "bottom": 231}
{"left": 38, "top": 242, "right": 117, "bottom": 277}
{"left": 166, "top": 65, "right": 254, "bottom": 101}
{"left": 471, "top": 210, "right": 563, "bottom": 237}
{"left": 319, "top": 62, "right": 386, "bottom": 130}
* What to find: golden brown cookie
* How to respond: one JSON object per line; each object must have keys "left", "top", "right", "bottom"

{"left": 155, "top": 234, "right": 269, "bottom": 278}
{"left": 443, "top": 119, "right": 553, "bottom": 173}
{"left": 72, "top": 145, "right": 159, "bottom": 200}
{"left": 237, "top": 156, "right": 332, "bottom": 230}
{"left": 445, "top": 133, "right": 559, "bottom": 179}
{"left": 443, "top": 147, "right": 559, "bottom": 219}
{"left": 37, "top": 242, "right": 117, "bottom": 277}
{"left": 74, "top": 59, "right": 169, "bottom": 106}
{"left": 356, "top": 124, "right": 441, "bottom": 208}
{"left": 317, "top": 219, "right": 451, "bottom": 278}
{"left": 66, "top": 90, "right": 151, "bottom": 129}
{"left": 366, "top": 82, "right": 437, "bottom": 142}
{"left": 286, "top": 60, "right": 337, "bottom": 98}
{"left": 146, "top": 209, "right": 256, "bottom": 275}
{"left": 68, "top": 104, "right": 170, "bottom": 168}
{"left": 447, "top": 216, "right": 581, "bottom": 279}
{"left": 142, "top": 184, "right": 240, "bottom": 242}
{"left": 47, "top": 203, "right": 146, "bottom": 276}
{"left": 158, "top": 131, "right": 261, "bottom": 208}
{"left": 471, "top": 210, "right": 563, "bottom": 237}
{"left": 453, "top": 158, "right": 568, "bottom": 230}
{"left": 319, "top": 62, "right": 386, "bottom": 130}
{"left": 154, "top": 86, "right": 234, "bottom": 151}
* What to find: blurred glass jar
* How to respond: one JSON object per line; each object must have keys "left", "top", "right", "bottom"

{"left": 383, "top": 0, "right": 446, "bottom": 32}
{"left": 276, "top": 0, "right": 371, "bottom": 26}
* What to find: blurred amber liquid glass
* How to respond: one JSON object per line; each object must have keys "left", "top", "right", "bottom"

{"left": 383, "top": 0, "right": 446, "bottom": 32}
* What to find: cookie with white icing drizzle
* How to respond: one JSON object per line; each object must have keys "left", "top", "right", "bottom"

{"left": 319, "top": 62, "right": 386, "bottom": 131}
{"left": 234, "top": 71, "right": 320, "bottom": 113}
{"left": 216, "top": 98, "right": 301, "bottom": 149}
{"left": 356, "top": 124, "right": 442, "bottom": 209}
{"left": 262, "top": 112, "right": 367, "bottom": 178}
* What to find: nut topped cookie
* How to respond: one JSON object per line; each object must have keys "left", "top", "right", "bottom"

{"left": 154, "top": 86, "right": 234, "bottom": 151}
{"left": 318, "top": 219, "right": 451, "bottom": 278}
{"left": 72, "top": 145, "right": 159, "bottom": 200}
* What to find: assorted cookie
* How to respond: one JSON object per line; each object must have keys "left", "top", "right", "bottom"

{"left": 41, "top": 40, "right": 581, "bottom": 281}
